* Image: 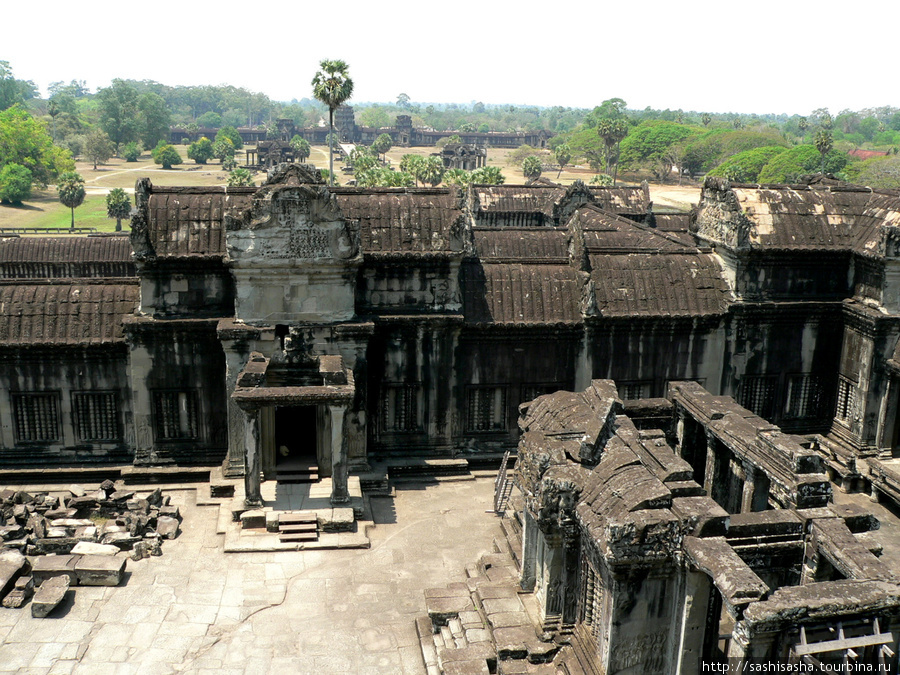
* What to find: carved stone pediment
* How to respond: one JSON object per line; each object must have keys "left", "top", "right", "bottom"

{"left": 225, "top": 163, "right": 359, "bottom": 265}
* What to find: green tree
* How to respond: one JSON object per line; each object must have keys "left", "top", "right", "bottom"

{"left": 123, "top": 141, "right": 142, "bottom": 162}
{"left": 352, "top": 149, "right": 379, "bottom": 174}
{"left": 396, "top": 93, "right": 411, "bottom": 109}
{"left": 757, "top": 145, "right": 847, "bottom": 183}
{"left": 372, "top": 133, "right": 392, "bottom": 162}
{"left": 443, "top": 168, "right": 471, "bottom": 186}
{"left": 618, "top": 121, "right": 699, "bottom": 181}
{"left": 290, "top": 135, "right": 311, "bottom": 162}
{"left": 227, "top": 168, "right": 255, "bottom": 187}
{"left": 419, "top": 155, "right": 445, "bottom": 186}
{"left": 106, "top": 187, "right": 131, "bottom": 231}
{"left": 554, "top": 143, "right": 571, "bottom": 178}
{"left": 0, "top": 105, "right": 74, "bottom": 186}
{"left": 522, "top": 155, "right": 542, "bottom": 180}
{"left": 196, "top": 111, "right": 223, "bottom": 128}
{"left": 701, "top": 113, "right": 712, "bottom": 127}
{"left": 215, "top": 126, "right": 242, "bottom": 150}
{"left": 84, "top": 129, "right": 115, "bottom": 170}
{"left": 57, "top": 171, "right": 85, "bottom": 229}
{"left": 152, "top": 144, "right": 182, "bottom": 170}
{"left": 853, "top": 156, "right": 900, "bottom": 190}
{"left": 459, "top": 122, "right": 476, "bottom": 133}
{"left": 312, "top": 59, "right": 354, "bottom": 186}
{"left": 400, "top": 154, "right": 424, "bottom": 185}
{"left": 0, "top": 163, "right": 32, "bottom": 204}
{"left": 815, "top": 130, "right": 833, "bottom": 171}
{"left": 358, "top": 106, "right": 390, "bottom": 128}
{"left": 137, "top": 92, "right": 171, "bottom": 150}
{"left": 188, "top": 137, "right": 214, "bottom": 164}
{"left": 470, "top": 165, "right": 504, "bottom": 185}
{"left": 596, "top": 118, "right": 629, "bottom": 184}
{"left": 589, "top": 173, "right": 613, "bottom": 186}
{"left": 708, "top": 146, "right": 787, "bottom": 183}
{"left": 0, "top": 61, "right": 37, "bottom": 111}
{"left": 97, "top": 79, "right": 139, "bottom": 154}
{"left": 213, "top": 138, "right": 235, "bottom": 164}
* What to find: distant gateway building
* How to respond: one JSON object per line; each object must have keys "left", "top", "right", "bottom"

{"left": 2, "top": 169, "right": 900, "bottom": 510}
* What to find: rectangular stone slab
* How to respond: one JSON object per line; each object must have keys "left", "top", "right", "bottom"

{"left": 30, "top": 554, "right": 79, "bottom": 585}
{"left": 75, "top": 555, "right": 126, "bottom": 586}
{"left": 31, "top": 575, "right": 69, "bottom": 618}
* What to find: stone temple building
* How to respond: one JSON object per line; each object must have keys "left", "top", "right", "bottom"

{"left": 3, "top": 167, "right": 900, "bottom": 516}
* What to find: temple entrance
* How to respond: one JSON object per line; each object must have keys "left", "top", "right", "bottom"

{"left": 273, "top": 405, "right": 321, "bottom": 482}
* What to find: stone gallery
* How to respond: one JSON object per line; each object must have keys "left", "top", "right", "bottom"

{"left": 3, "top": 164, "right": 900, "bottom": 668}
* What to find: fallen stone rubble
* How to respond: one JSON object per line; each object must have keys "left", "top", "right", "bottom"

{"left": 0, "top": 480, "right": 181, "bottom": 617}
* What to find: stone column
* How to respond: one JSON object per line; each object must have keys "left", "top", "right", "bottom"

{"left": 703, "top": 432, "right": 718, "bottom": 496}
{"left": 676, "top": 571, "right": 713, "bottom": 675}
{"left": 520, "top": 511, "right": 538, "bottom": 592}
{"left": 741, "top": 465, "right": 756, "bottom": 513}
{"left": 243, "top": 407, "right": 263, "bottom": 507}
{"left": 222, "top": 348, "right": 249, "bottom": 478}
{"left": 329, "top": 404, "right": 349, "bottom": 504}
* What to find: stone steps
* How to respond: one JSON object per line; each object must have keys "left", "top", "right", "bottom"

{"left": 275, "top": 468, "right": 319, "bottom": 484}
{"left": 277, "top": 512, "right": 318, "bottom": 543}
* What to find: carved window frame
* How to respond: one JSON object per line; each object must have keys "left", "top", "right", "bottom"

{"left": 381, "top": 384, "right": 422, "bottom": 434}
{"left": 835, "top": 376, "right": 856, "bottom": 425}
{"left": 11, "top": 392, "right": 60, "bottom": 444}
{"left": 783, "top": 373, "right": 828, "bottom": 421}
{"left": 466, "top": 386, "right": 508, "bottom": 433}
{"left": 72, "top": 391, "right": 121, "bottom": 443}
{"left": 738, "top": 375, "right": 779, "bottom": 420}
{"left": 152, "top": 390, "right": 199, "bottom": 442}
{"left": 617, "top": 380, "right": 653, "bottom": 400}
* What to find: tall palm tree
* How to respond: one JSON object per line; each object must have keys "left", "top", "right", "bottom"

{"left": 311, "top": 60, "right": 353, "bottom": 186}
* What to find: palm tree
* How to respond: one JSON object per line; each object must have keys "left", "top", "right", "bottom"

{"left": 311, "top": 59, "right": 353, "bottom": 186}
{"left": 57, "top": 171, "right": 85, "bottom": 230}
{"left": 815, "top": 130, "right": 833, "bottom": 172}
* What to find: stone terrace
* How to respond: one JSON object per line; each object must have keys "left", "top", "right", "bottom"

{"left": 0, "top": 478, "right": 502, "bottom": 674}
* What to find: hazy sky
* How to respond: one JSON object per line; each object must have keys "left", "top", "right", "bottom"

{"left": 5, "top": 0, "right": 898, "bottom": 116}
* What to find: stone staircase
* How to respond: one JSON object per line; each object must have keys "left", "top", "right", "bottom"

{"left": 418, "top": 536, "right": 562, "bottom": 675}
{"left": 277, "top": 512, "right": 318, "bottom": 543}
{"left": 275, "top": 464, "right": 319, "bottom": 485}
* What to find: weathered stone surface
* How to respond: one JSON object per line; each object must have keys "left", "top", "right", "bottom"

{"left": 0, "top": 550, "right": 26, "bottom": 597}
{"left": 131, "top": 541, "right": 149, "bottom": 561}
{"left": 240, "top": 510, "right": 266, "bottom": 530}
{"left": 1, "top": 574, "right": 33, "bottom": 608}
{"left": 320, "top": 507, "right": 355, "bottom": 532}
{"left": 75, "top": 555, "right": 126, "bottom": 586}
{"left": 159, "top": 505, "right": 180, "bottom": 520}
{"left": 0, "top": 525, "right": 23, "bottom": 541}
{"left": 30, "top": 554, "right": 78, "bottom": 585}
{"left": 156, "top": 516, "right": 180, "bottom": 539}
{"left": 67, "top": 484, "right": 86, "bottom": 498}
{"left": 493, "top": 625, "right": 534, "bottom": 660}
{"left": 32, "top": 537, "right": 77, "bottom": 555}
{"left": 71, "top": 542, "right": 120, "bottom": 556}
{"left": 425, "top": 591, "right": 475, "bottom": 624}
{"left": 100, "top": 528, "right": 140, "bottom": 549}
{"left": 31, "top": 575, "right": 69, "bottom": 617}
{"left": 442, "top": 659, "right": 491, "bottom": 675}
{"left": 50, "top": 518, "right": 94, "bottom": 528}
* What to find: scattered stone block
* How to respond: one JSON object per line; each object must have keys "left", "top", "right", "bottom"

{"left": 425, "top": 589, "right": 476, "bottom": 625}
{"left": 0, "top": 550, "right": 26, "bottom": 597}
{"left": 67, "top": 485, "right": 86, "bottom": 498}
{"left": 100, "top": 532, "right": 141, "bottom": 550}
{"left": 71, "top": 542, "right": 120, "bottom": 556}
{"left": 442, "top": 659, "right": 490, "bottom": 675}
{"left": 31, "top": 575, "right": 69, "bottom": 617}
{"left": 240, "top": 510, "right": 266, "bottom": 530}
{"left": 492, "top": 625, "right": 534, "bottom": 660}
{"left": 67, "top": 496, "right": 97, "bottom": 511}
{"left": 74, "top": 526, "right": 98, "bottom": 541}
{"left": 32, "top": 537, "right": 77, "bottom": 555}
{"left": 50, "top": 518, "right": 94, "bottom": 529}
{"left": 30, "top": 554, "right": 78, "bottom": 586}
{"left": 131, "top": 542, "right": 149, "bottom": 561}
{"left": 265, "top": 512, "right": 280, "bottom": 533}
{"left": 155, "top": 516, "right": 179, "bottom": 539}
{"left": 2, "top": 574, "right": 33, "bottom": 608}
{"left": 146, "top": 489, "right": 163, "bottom": 507}
{"left": 44, "top": 508, "right": 76, "bottom": 520}
{"left": 159, "top": 505, "right": 180, "bottom": 520}
{"left": 126, "top": 498, "right": 149, "bottom": 514}
{"left": 0, "top": 525, "right": 24, "bottom": 541}
{"left": 75, "top": 555, "right": 126, "bottom": 586}
{"left": 109, "top": 491, "right": 135, "bottom": 503}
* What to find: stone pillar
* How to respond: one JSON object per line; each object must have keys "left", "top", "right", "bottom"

{"left": 520, "top": 510, "right": 538, "bottom": 592}
{"left": 741, "top": 465, "right": 756, "bottom": 513}
{"left": 222, "top": 348, "right": 249, "bottom": 478}
{"left": 676, "top": 571, "right": 713, "bottom": 675}
{"left": 329, "top": 404, "right": 349, "bottom": 504}
{"left": 703, "top": 432, "right": 718, "bottom": 496}
{"left": 243, "top": 407, "right": 263, "bottom": 507}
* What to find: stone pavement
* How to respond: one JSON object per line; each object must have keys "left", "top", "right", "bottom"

{"left": 0, "top": 478, "right": 504, "bottom": 674}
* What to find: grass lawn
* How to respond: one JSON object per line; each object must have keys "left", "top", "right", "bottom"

{"left": 0, "top": 192, "right": 125, "bottom": 232}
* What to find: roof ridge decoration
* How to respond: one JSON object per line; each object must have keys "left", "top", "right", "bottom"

{"left": 553, "top": 180, "right": 596, "bottom": 226}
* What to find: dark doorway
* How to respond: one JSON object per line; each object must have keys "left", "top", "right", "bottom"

{"left": 274, "top": 405, "right": 318, "bottom": 471}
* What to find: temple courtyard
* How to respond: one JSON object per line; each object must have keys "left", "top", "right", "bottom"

{"left": 0, "top": 477, "right": 503, "bottom": 674}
